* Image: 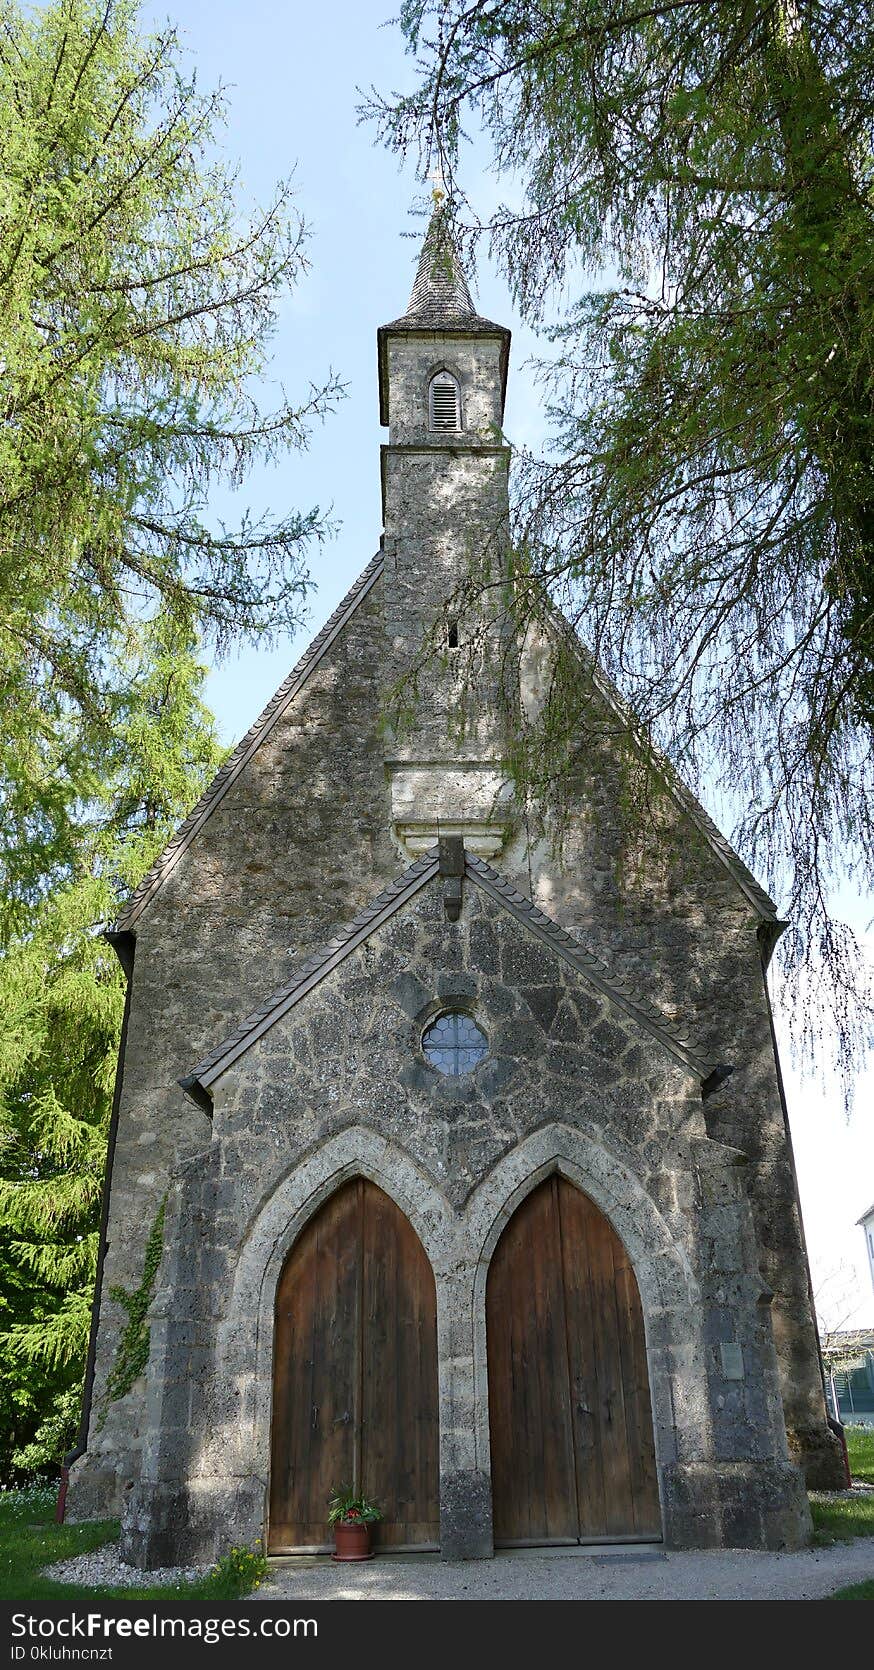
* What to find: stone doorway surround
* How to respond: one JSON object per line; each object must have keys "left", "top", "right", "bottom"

{"left": 120, "top": 1119, "right": 810, "bottom": 1566}
{"left": 118, "top": 1118, "right": 793, "bottom": 1565}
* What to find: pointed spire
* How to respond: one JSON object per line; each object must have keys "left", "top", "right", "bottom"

{"left": 377, "top": 206, "right": 511, "bottom": 428}
{"left": 405, "top": 206, "right": 477, "bottom": 323}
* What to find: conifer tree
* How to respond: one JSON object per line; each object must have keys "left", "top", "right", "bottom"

{"left": 0, "top": 0, "right": 342, "bottom": 1470}
{"left": 0, "top": 613, "right": 222, "bottom": 1477}
{"left": 0, "top": 0, "right": 340, "bottom": 922}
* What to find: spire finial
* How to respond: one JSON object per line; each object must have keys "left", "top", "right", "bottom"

{"left": 405, "top": 197, "right": 475, "bottom": 321}
{"left": 427, "top": 164, "right": 446, "bottom": 210}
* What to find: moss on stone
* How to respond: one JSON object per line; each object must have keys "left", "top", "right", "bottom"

{"left": 96, "top": 1196, "right": 166, "bottom": 1427}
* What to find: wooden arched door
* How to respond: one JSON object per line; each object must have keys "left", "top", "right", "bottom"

{"left": 486, "top": 1175, "right": 661, "bottom": 1545}
{"left": 269, "top": 1178, "right": 439, "bottom": 1552}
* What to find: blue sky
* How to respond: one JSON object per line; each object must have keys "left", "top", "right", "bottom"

{"left": 140, "top": 0, "right": 549, "bottom": 736}
{"left": 139, "top": 1, "right": 873, "bottom": 1329}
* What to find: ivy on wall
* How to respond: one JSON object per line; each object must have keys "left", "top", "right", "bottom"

{"left": 95, "top": 1196, "right": 166, "bottom": 1429}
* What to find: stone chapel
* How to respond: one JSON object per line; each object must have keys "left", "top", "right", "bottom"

{"left": 68, "top": 210, "right": 845, "bottom": 1566}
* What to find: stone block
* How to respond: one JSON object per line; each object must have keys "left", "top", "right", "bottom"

{"left": 439, "top": 1470, "right": 493, "bottom": 1561}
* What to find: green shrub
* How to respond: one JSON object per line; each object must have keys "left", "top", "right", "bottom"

{"left": 203, "top": 1545, "right": 268, "bottom": 1598}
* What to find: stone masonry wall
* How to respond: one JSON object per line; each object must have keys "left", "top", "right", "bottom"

{"left": 120, "top": 876, "right": 810, "bottom": 1565}
{"left": 385, "top": 334, "right": 506, "bottom": 445}
{"left": 382, "top": 326, "right": 511, "bottom": 763}
{"left": 68, "top": 574, "right": 399, "bottom": 1518}
{"left": 75, "top": 264, "right": 841, "bottom": 1539}
{"left": 496, "top": 654, "right": 839, "bottom": 1484}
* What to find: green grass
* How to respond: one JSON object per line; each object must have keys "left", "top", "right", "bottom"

{"left": 811, "top": 1493, "right": 874, "bottom": 1544}
{"left": 810, "top": 1426, "right": 874, "bottom": 1547}
{"left": 846, "top": 1426, "right": 874, "bottom": 1486}
{"left": 829, "top": 1579, "right": 874, "bottom": 1600}
{"left": 0, "top": 1488, "right": 266, "bottom": 1601}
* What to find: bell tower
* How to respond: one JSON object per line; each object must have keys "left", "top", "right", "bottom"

{"left": 377, "top": 209, "right": 515, "bottom": 859}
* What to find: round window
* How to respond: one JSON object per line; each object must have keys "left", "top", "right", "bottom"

{"left": 422, "top": 1011, "right": 488, "bottom": 1077}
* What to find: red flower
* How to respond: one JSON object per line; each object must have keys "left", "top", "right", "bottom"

{"left": 346, "top": 1508, "right": 360, "bottom": 1519}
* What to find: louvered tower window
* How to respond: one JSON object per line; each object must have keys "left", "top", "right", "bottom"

{"left": 429, "top": 370, "right": 462, "bottom": 431}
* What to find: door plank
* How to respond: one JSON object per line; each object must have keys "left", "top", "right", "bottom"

{"left": 573, "top": 1182, "right": 636, "bottom": 1538}
{"left": 487, "top": 1180, "right": 578, "bottom": 1544}
{"left": 269, "top": 1178, "right": 439, "bottom": 1552}
{"left": 488, "top": 1175, "right": 662, "bottom": 1548}
{"left": 557, "top": 1181, "right": 609, "bottom": 1539}
{"left": 268, "top": 1180, "right": 360, "bottom": 1549}
{"left": 613, "top": 1247, "right": 661, "bottom": 1536}
{"left": 361, "top": 1180, "right": 439, "bottom": 1548}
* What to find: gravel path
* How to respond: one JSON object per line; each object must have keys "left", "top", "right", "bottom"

{"left": 41, "top": 1537, "right": 874, "bottom": 1601}
{"left": 43, "top": 1547, "right": 209, "bottom": 1590}
{"left": 261, "top": 1541, "right": 874, "bottom": 1602}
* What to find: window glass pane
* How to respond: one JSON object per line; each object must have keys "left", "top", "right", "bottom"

{"left": 422, "top": 1011, "right": 487, "bottom": 1076}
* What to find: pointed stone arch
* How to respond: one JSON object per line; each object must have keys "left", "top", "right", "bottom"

{"left": 215, "top": 1127, "right": 454, "bottom": 1501}
{"left": 268, "top": 1175, "right": 440, "bottom": 1550}
{"left": 205, "top": 1122, "right": 707, "bottom": 1559}
{"left": 463, "top": 1125, "right": 700, "bottom": 1516}
{"left": 468, "top": 1125, "right": 697, "bottom": 1308}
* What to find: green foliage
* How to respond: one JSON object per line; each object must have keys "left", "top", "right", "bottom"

{"left": 0, "top": 0, "right": 340, "bottom": 925}
{"left": 830, "top": 1578, "right": 874, "bottom": 1598}
{"left": 0, "top": 1491, "right": 267, "bottom": 1600}
{"left": 0, "top": 0, "right": 331, "bottom": 1483}
{"left": 205, "top": 1545, "right": 268, "bottom": 1596}
{"left": 96, "top": 1196, "right": 165, "bottom": 1426}
{"left": 12, "top": 1388, "right": 82, "bottom": 1476}
{"left": 371, "top": 1, "right": 874, "bottom": 1078}
{"left": 0, "top": 611, "right": 223, "bottom": 1483}
{"left": 327, "top": 1485, "right": 383, "bottom": 1525}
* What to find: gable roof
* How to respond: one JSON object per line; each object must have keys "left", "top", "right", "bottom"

{"left": 180, "top": 849, "right": 715, "bottom": 1106}
{"left": 108, "top": 217, "right": 775, "bottom": 950}
{"left": 109, "top": 561, "right": 777, "bottom": 944}
{"left": 112, "top": 551, "right": 385, "bottom": 935}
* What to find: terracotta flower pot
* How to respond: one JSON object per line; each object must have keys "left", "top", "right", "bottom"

{"left": 332, "top": 1519, "right": 374, "bottom": 1561}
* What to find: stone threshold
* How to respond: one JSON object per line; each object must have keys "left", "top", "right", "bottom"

{"left": 268, "top": 1542, "right": 665, "bottom": 1569}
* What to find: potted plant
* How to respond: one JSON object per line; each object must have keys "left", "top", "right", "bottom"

{"left": 327, "top": 1486, "right": 382, "bottom": 1561}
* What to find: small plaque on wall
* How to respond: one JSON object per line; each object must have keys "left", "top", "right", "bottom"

{"left": 720, "top": 1342, "right": 744, "bottom": 1381}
